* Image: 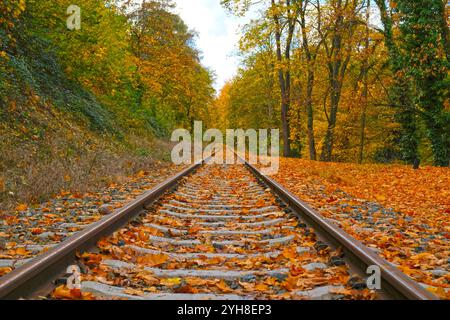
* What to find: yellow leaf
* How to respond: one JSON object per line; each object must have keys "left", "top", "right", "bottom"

{"left": 160, "top": 278, "right": 181, "bottom": 287}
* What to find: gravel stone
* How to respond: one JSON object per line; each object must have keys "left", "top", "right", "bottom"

{"left": 99, "top": 204, "right": 114, "bottom": 215}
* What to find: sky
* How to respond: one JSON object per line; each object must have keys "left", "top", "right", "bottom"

{"left": 173, "top": 0, "right": 249, "bottom": 92}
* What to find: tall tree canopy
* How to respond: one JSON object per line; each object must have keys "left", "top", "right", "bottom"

{"left": 218, "top": 0, "right": 449, "bottom": 166}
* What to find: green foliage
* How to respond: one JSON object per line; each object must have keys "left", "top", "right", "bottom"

{"left": 1, "top": 0, "right": 214, "bottom": 137}
{"left": 396, "top": 0, "right": 449, "bottom": 166}
{"left": 3, "top": 32, "right": 113, "bottom": 131}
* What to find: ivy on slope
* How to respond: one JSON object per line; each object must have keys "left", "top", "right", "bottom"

{"left": 1, "top": 33, "right": 113, "bottom": 133}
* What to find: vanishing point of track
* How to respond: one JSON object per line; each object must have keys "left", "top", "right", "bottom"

{"left": 0, "top": 156, "right": 438, "bottom": 300}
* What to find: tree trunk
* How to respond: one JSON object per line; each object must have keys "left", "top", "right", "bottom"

{"left": 271, "top": 0, "right": 294, "bottom": 157}
{"left": 321, "top": 79, "right": 341, "bottom": 162}
{"left": 358, "top": 78, "right": 368, "bottom": 164}
{"left": 358, "top": 0, "right": 371, "bottom": 164}
{"left": 306, "top": 71, "right": 316, "bottom": 160}
{"left": 439, "top": 0, "right": 450, "bottom": 60}
{"left": 320, "top": 0, "right": 354, "bottom": 162}
{"left": 321, "top": 31, "right": 344, "bottom": 162}
{"left": 299, "top": 1, "right": 317, "bottom": 161}
{"left": 375, "top": 0, "right": 420, "bottom": 164}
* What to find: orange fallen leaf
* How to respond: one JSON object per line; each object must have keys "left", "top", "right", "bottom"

{"left": 282, "top": 246, "right": 298, "bottom": 259}
{"left": 185, "top": 278, "right": 208, "bottom": 286}
{"left": 0, "top": 267, "right": 12, "bottom": 277}
{"left": 264, "top": 277, "right": 279, "bottom": 286}
{"left": 410, "top": 253, "right": 435, "bottom": 261}
{"left": 135, "top": 272, "right": 160, "bottom": 286}
{"left": 255, "top": 199, "right": 265, "bottom": 207}
{"left": 188, "top": 226, "right": 201, "bottom": 235}
{"left": 175, "top": 285, "right": 199, "bottom": 294}
{"left": 52, "top": 286, "right": 93, "bottom": 300}
{"left": 216, "top": 280, "right": 233, "bottom": 293}
{"left": 8, "top": 247, "right": 30, "bottom": 256}
{"left": 137, "top": 253, "right": 168, "bottom": 267}
{"left": 80, "top": 253, "right": 103, "bottom": 265}
{"left": 255, "top": 283, "right": 269, "bottom": 292}
{"left": 195, "top": 244, "right": 215, "bottom": 253}
{"left": 138, "top": 230, "right": 149, "bottom": 241}
{"left": 15, "top": 204, "right": 28, "bottom": 212}
{"left": 290, "top": 265, "right": 305, "bottom": 277}
{"left": 31, "top": 228, "right": 44, "bottom": 235}
{"left": 123, "top": 288, "right": 145, "bottom": 296}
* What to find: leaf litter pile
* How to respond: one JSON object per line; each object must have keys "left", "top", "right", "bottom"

{"left": 52, "top": 164, "right": 375, "bottom": 300}
{"left": 272, "top": 158, "right": 449, "bottom": 299}
{"left": 0, "top": 164, "right": 182, "bottom": 277}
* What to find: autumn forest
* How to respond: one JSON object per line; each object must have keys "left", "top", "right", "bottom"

{"left": 0, "top": 0, "right": 449, "bottom": 302}
{"left": 217, "top": 0, "right": 449, "bottom": 166}
{"left": 0, "top": 0, "right": 449, "bottom": 205}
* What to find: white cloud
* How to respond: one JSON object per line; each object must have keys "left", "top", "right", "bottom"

{"left": 173, "top": 0, "right": 246, "bottom": 92}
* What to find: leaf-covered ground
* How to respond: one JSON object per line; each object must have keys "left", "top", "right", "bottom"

{"left": 0, "top": 163, "right": 184, "bottom": 277}
{"left": 273, "top": 158, "right": 449, "bottom": 299}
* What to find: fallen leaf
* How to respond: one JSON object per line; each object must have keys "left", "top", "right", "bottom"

{"left": 216, "top": 280, "right": 233, "bottom": 293}
{"left": 160, "top": 278, "right": 182, "bottom": 287}
{"left": 0, "top": 267, "right": 12, "bottom": 277}
{"left": 31, "top": 228, "right": 44, "bottom": 235}
{"left": 137, "top": 253, "right": 168, "bottom": 267}
{"left": 255, "top": 283, "right": 269, "bottom": 292}
{"left": 123, "top": 288, "right": 145, "bottom": 296}
{"left": 15, "top": 204, "right": 28, "bottom": 212}
{"left": 52, "top": 286, "right": 93, "bottom": 300}
{"left": 185, "top": 278, "right": 208, "bottom": 286}
{"left": 410, "top": 253, "right": 435, "bottom": 261}
{"left": 282, "top": 246, "right": 298, "bottom": 259}
{"left": 135, "top": 272, "right": 160, "bottom": 285}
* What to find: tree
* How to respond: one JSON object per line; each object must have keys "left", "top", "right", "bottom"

{"left": 294, "top": 0, "right": 324, "bottom": 160}
{"left": 396, "top": 0, "right": 449, "bottom": 166}
{"left": 222, "top": 0, "right": 299, "bottom": 156}
{"left": 358, "top": 0, "right": 371, "bottom": 164}
{"left": 0, "top": 0, "right": 26, "bottom": 53}
{"left": 374, "top": 0, "right": 420, "bottom": 165}
{"left": 319, "top": 0, "right": 362, "bottom": 162}
{"left": 126, "top": 0, "right": 214, "bottom": 131}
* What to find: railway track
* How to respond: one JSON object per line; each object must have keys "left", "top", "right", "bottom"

{"left": 0, "top": 157, "right": 438, "bottom": 300}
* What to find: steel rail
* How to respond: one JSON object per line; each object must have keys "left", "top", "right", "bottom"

{"left": 0, "top": 161, "right": 204, "bottom": 300}
{"left": 239, "top": 155, "right": 438, "bottom": 300}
